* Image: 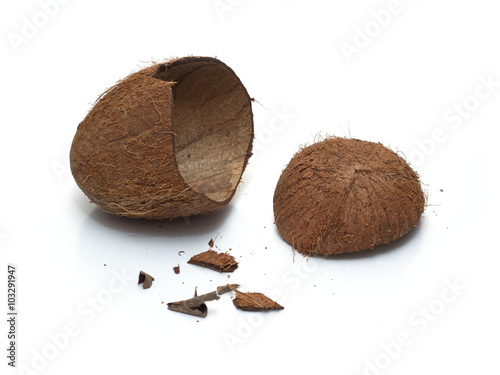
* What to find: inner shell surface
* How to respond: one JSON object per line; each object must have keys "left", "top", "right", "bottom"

{"left": 157, "top": 60, "right": 253, "bottom": 202}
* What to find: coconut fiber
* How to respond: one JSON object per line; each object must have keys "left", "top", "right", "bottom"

{"left": 70, "top": 57, "right": 254, "bottom": 219}
{"left": 273, "top": 137, "right": 425, "bottom": 255}
{"left": 232, "top": 290, "right": 284, "bottom": 311}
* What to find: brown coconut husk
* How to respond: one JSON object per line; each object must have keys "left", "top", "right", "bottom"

{"left": 273, "top": 137, "right": 425, "bottom": 256}
{"left": 187, "top": 250, "right": 239, "bottom": 272}
{"left": 70, "top": 57, "right": 254, "bottom": 219}
{"left": 232, "top": 290, "right": 284, "bottom": 311}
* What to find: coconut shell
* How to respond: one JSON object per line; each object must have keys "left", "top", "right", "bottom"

{"left": 273, "top": 137, "right": 425, "bottom": 255}
{"left": 70, "top": 57, "right": 254, "bottom": 219}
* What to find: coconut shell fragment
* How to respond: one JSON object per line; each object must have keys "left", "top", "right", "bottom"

{"left": 232, "top": 290, "right": 284, "bottom": 311}
{"left": 273, "top": 137, "right": 425, "bottom": 255}
{"left": 70, "top": 57, "right": 254, "bottom": 219}
{"left": 138, "top": 271, "right": 154, "bottom": 289}
{"left": 188, "top": 250, "right": 238, "bottom": 272}
{"left": 167, "top": 284, "right": 239, "bottom": 318}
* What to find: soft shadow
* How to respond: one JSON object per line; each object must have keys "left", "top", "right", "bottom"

{"left": 85, "top": 203, "right": 234, "bottom": 238}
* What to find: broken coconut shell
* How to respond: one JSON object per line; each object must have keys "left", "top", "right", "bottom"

{"left": 188, "top": 250, "right": 238, "bottom": 272}
{"left": 232, "top": 290, "right": 284, "bottom": 311}
{"left": 70, "top": 57, "right": 254, "bottom": 219}
{"left": 273, "top": 137, "right": 425, "bottom": 256}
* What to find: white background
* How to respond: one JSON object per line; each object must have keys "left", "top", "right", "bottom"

{"left": 1, "top": 0, "right": 499, "bottom": 374}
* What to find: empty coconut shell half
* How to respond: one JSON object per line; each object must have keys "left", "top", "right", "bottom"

{"left": 273, "top": 137, "right": 425, "bottom": 255}
{"left": 70, "top": 57, "right": 254, "bottom": 219}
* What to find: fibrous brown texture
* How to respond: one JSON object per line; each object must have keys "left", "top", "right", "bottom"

{"left": 232, "top": 290, "right": 284, "bottom": 311}
{"left": 187, "top": 250, "right": 238, "bottom": 272}
{"left": 70, "top": 57, "right": 254, "bottom": 219}
{"left": 273, "top": 137, "right": 425, "bottom": 256}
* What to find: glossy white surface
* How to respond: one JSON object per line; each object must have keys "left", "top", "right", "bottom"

{"left": 1, "top": 1, "right": 499, "bottom": 374}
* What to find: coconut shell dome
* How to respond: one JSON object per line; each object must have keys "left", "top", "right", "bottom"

{"left": 70, "top": 57, "right": 254, "bottom": 219}
{"left": 273, "top": 137, "right": 425, "bottom": 255}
